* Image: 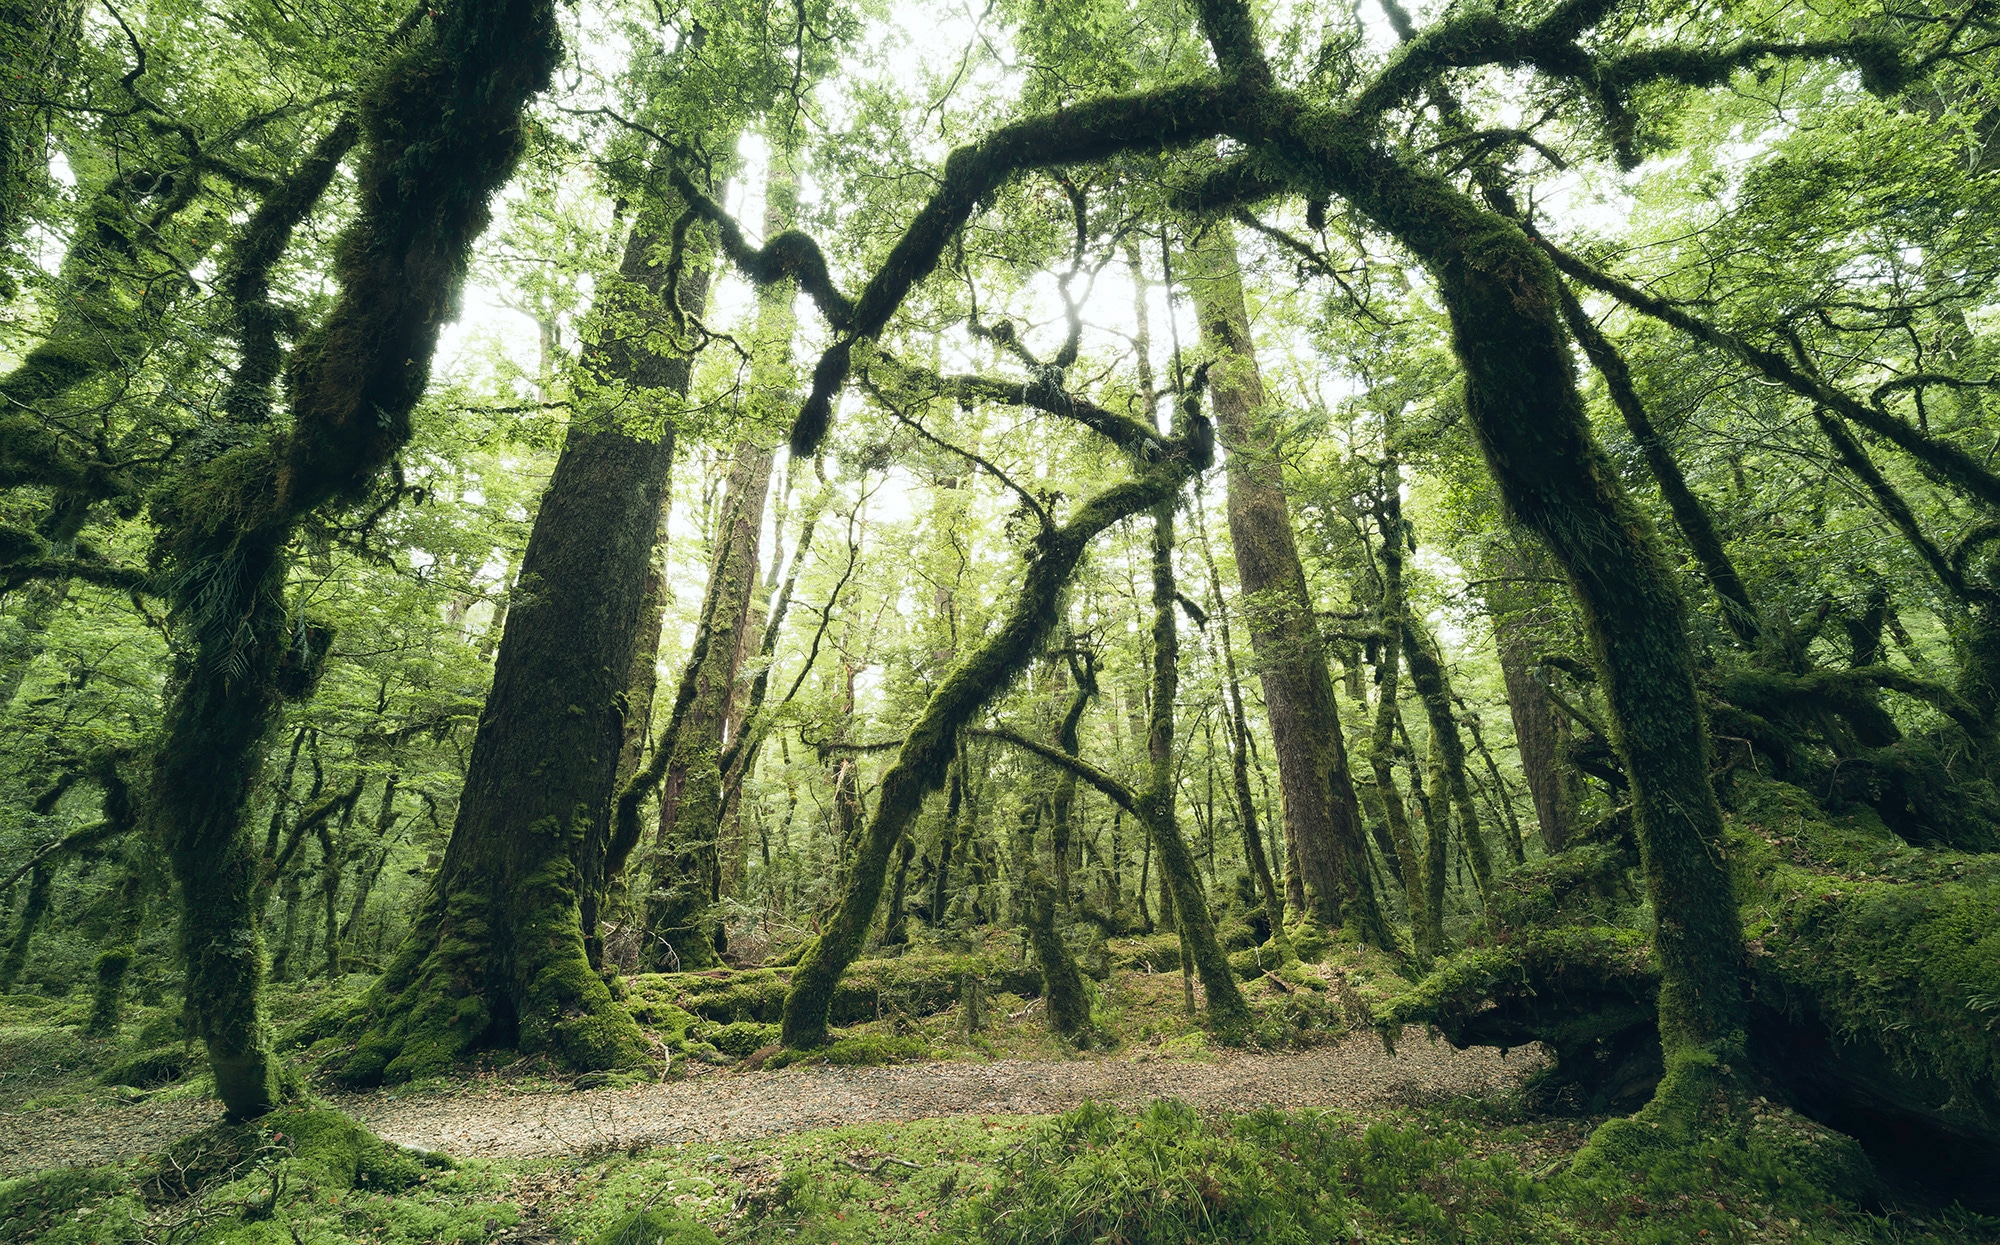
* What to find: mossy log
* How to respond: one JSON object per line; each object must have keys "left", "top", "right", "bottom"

{"left": 1378, "top": 779, "right": 2000, "bottom": 1201}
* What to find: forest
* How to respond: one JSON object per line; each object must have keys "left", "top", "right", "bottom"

{"left": 2, "top": 0, "right": 1999, "bottom": 1239}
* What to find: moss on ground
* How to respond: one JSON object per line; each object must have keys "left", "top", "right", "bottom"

{"left": 7, "top": 1096, "right": 1994, "bottom": 1244}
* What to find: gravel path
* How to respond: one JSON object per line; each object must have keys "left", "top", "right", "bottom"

{"left": 0, "top": 1029, "right": 1540, "bottom": 1175}
{"left": 352, "top": 1029, "right": 1539, "bottom": 1161}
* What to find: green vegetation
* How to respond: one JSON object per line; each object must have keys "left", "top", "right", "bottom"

{"left": 6, "top": 0, "right": 2000, "bottom": 1230}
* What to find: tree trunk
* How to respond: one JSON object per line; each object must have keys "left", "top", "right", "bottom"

{"left": 1139, "top": 501, "right": 1253, "bottom": 1033}
{"left": 644, "top": 438, "right": 773, "bottom": 968}
{"left": 1196, "top": 497, "right": 1287, "bottom": 946}
{"left": 146, "top": 0, "right": 558, "bottom": 1117}
{"left": 1332, "top": 147, "right": 1748, "bottom": 1122}
{"left": 1401, "top": 617, "right": 1493, "bottom": 905}
{"left": 0, "top": 862, "right": 50, "bottom": 993}
{"left": 333, "top": 203, "right": 695, "bottom": 1085}
{"left": 1480, "top": 539, "right": 1579, "bottom": 853}
{"left": 1366, "top": 462, "right": 1432, "bottom": 958}
{"left": 1183, "top": 223, "right": 1383, "bottom": 943}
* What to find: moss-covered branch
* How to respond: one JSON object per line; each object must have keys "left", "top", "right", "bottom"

{"left": 778, "top": 416, "right": 1213, "bottom": 1048}
{"left": 1543, "top": 240, "right": 2000, "bottom": 512}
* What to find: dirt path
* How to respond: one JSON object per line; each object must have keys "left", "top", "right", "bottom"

{"left": 0, "top": 1029, "right": 1540, "bottom": 1175}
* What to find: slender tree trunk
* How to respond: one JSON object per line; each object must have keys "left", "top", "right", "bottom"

{"left": 1139, "top": 502, "right": 1251, "bottom": 1031}
{"left": 1480, "top": 540, "right": 1578, "bottom": 853}
{"left": 1183, "top": 223, "right": 1383, "bottom": 943}
{"left": 1367, "top": 464, "right": 1431, "bottom": 958}
{"left": 0, "top": 863, "right": 50, "bottom": 993}
{"left": 1401, "top": 617, "right": 1492, "bottom": 905}
{"left": 645, "top": 439, "right": 774, "bottom": 967}
{"left": 1461, "top": 706, "right": 1528, "bottom": 865}
{"left": 1196, "top": 498, "right": 1286, "bottom": 944}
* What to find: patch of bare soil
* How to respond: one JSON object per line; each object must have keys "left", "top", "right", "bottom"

{"left": 349, "top": 1028, "right": 1541, "bottom": 1161}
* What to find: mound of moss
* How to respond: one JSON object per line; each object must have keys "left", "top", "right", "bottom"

{"left": 589, "top": 1208, "right": 718, "bottom": 1245}
{"left": 960, "top": 1098, "right": 1984, "bottom": 1244}
{"left": 0, "top": 1166, "right": 141, "bottom": 1245}
{"left": 100, "top": 1045, "right": 195, "bottom": 1089}
{"left": 148, "top": 1107, "right": 435, "bottom": 1202}
{"left": 761, "top": 1031, "right": 929, "bottom": 1069}
{"left": 1731, "top": 780, "right": 2000, "bottom": 1189}
{"left": 628, "top": 953, "right": 1042, "bottom": 1031}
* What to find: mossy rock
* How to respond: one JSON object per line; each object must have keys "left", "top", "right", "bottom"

{"left": 591, "top": 1208, "right": 718, "bottom": 1245}
{"left": 702, "top": 1021, "right": 780, "bottom": 1057}
{"left": 764, "top": 1032, "right": 927, "bottom": 1070}
{"left": 147, "top": 1108, "right": 434, "bottom": 1202}
{"left": 1109, "top": 933, "right": 1181, "bottom": 973}
{"left": 100, "top": 1046, "right": 195, "bottom": 1089}
{"left": 629, "top": 954, "right": 1043, "bottom": 1030}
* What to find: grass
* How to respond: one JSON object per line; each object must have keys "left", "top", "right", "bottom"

{"left": 8, "top": 1096, "right": 1993, "bottom": 1244}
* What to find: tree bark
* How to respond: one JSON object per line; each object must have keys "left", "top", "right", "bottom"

{"left": 644, "top": 438, "right": 774, "bottom": 967}
{"left": 333, "top": 204, "right": 696, "bottom": 1084}
{"left": 142, "top": 0, "right": 558, "bottom": 1117}
{"left": 1480, "top": 539, "right": 1579, "bottom": 853}
{"left": 1183, "top": 223, "right": 1384, "bottom": 943}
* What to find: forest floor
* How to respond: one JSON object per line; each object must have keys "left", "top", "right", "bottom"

{"left": 0, "top": 1027, "right": 1535, "bottom": 1173}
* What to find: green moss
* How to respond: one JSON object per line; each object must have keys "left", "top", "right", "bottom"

{"left": 0, "top": 1166, "right": 138, "bottom": 1243}
{"left": 100, "top": 1045, "right": 196, "bottom": 1089}
{"left": 1731, "top": 778, "right": 2000, "bottom": 1143}
{"left": 1483, "top": 841, "right": 1635, "bottom": 934}
{"left": 702, "top": 1021, "right": 780, "bottom": 1057}
{"left": 589, "top": 1208, "right": 718, "bottom": 1245}
{"left": 629, "top": 954, "right": 1042, "bottom": 1036}
{"left": 763, "top": 1032, "right": 928, "bottom": 1069}
{"left": 149, "top": 1108, "right": 435, "bottom": 1203}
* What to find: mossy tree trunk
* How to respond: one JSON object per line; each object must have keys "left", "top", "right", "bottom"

{"left": 1320, "top": 145, "right": 1749, "bottom": 1108}
{"left": 1366, "top": 459, "right": 1433, "bottom": 959}
{"left": 1401, "top": 617, "right": 1493, "bottom": 906}
{"left": 0, "top": 862, "right": 48, "bottom": 993}
{"left": 1184, "top": 224, "right": 1383, "bottom": 942}
{"left": 643, "top": 150, "right": 796, "bottom": 966}
{"left": 777, "top": 412, "right": 1210, "bottom": 1048}
{"left": 644, "top": 438, "right": 773, "bottom": 968}
{"left": 1140, "top": 501, "right": 1253, "bottom": 1034}
{"left": 1480, "top": 540, "right": 1580, "bottom": 852}
{"left": 143, "top": 0, "right": 558, "bottom": 1117}
{"left": 334, "top": 208, "right": 696, "bottom": 1085}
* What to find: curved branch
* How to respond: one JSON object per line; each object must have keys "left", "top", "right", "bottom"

{"left": 1541, "top": 240, "right": 2000, "bottom": 511}
{"left": 973, "top": 726, "right": 1142, "bottom": 820}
